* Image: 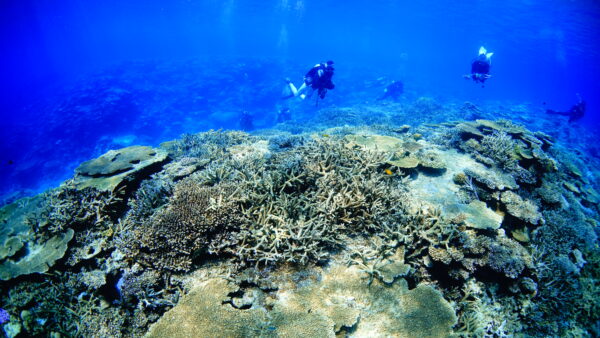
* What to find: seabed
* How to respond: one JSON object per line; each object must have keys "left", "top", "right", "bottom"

{"left": 1, "top": 101, "right": 599, "bottom": 337}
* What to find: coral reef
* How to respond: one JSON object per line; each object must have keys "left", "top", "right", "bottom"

{"left": 147, "top": 264, "right": 456, "bottom": 337}
{"left": 1, "top": 115, "right": 598, "bottom": 337}
{"left": 73, "top": 145, "right": 170, "bottom": 192}
{"left": 0, "top": 229, "right": 74, "bottom": 281}
{"left": 118, "top": 179, "right": 244, "bottom": 272}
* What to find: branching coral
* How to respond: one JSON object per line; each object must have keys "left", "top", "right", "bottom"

{"left": 40, "top": 185, "right": 123, "bottom": 237}
{"left": 119, "top": 179, "right": 244, "bottom": 272}
{"left": 480, "top": 131, "right": 517, "bottom": 170}
{"left": 169, "top": 130, "right": 250, "bottom": 160}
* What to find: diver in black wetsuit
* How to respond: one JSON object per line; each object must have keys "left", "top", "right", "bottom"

{"left": 283, "top": 61, "right": 335, "bottom": 101}
{"left": 378, "top": 80, "right": 404, "bottom": 101}
{"left": 464, "top": 46, "right": 493, "bottom": 86}
{"left": 546, "top": 94, "right": 586, "bottom": 123}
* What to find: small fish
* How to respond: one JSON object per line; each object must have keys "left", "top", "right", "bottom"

{"left": 384, "top": 168, "right": 393, "bottom": 175}
{"left": 6, "top": 160, "right": 13, "bottom": 166}
{"left": 322, "top": 134, "right": 330, "bottom": 138}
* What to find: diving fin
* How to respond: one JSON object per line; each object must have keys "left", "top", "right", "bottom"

{"left": 486, "top": 52, "right": 494, "bottom": 60}
{"left": 479, "top": 46, "right": 487, "bottom": 55}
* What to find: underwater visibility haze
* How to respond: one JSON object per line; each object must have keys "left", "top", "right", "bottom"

{"left": 1, "top": 0, "right": 600, "bottom": 337}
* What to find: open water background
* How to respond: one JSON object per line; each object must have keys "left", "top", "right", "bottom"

{"left": 1, "top": 0, "right": 599, "bottom": 203}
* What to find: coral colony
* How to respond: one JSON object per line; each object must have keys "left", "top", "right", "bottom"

{"left": 1, "top": 118, "right": 599, "bottom": 336}
{"left": 0, "top": 309, "right": 9, "bottom": 325}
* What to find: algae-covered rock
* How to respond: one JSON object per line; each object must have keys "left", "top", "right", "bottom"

{"left": 73, "top": 146, "right": 169, "bottom": 192}
{"left": 344, "top": 134, "right": 403, "bottom": 152}
{"left": 582, "top": 187, "right": 600, "bottom": 204}
{"left": 378, "top": 249, "right": 412, "bottom": 284}
{"left": 460, "top": 200, "right": 503, "bottom": 230}
{"left": 388, "top": 155, "right": 420, "bottom": 169}
{"left": 563, "top": 181, "right": 580, "bottom": 194}
{"left": 464, "top": 167, "right": 518, "bottom": 191}
{"left": 511, "top": 227, "right": 530, "bottom": 243}
{"left": 402, "top": 141, "right": 423, "bottom": 153}
{"left": 162, "top": 157, "right": 207, "bottom": 181}
{"left": 0, "top": 229, "right": 74, "bottom": 281}
{"left": 228, "top": 140, "right": 270, "bottom": 161}
{"left": 457, "top": 122, "right": 485, "bottom": 138}
{"left": 475, "top": 119, "right": 503, "bottom": 132}
{"left": 0, "top": 195, "right": 46, "bottom": 261}
{"left": 515, "top": 146, "right": 534, "bottom": 160}
{"left": 417, "top": 151, "right": 446, "bottom": 171}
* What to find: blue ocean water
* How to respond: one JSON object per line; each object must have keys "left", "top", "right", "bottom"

{"left": 1, "top": 0, "right": 599, "bottom": 203}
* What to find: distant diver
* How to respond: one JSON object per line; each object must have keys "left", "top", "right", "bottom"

{"left": 378, "top": 80, "right": 404, "bottom": 101}
{"left": 283, "top": 61, "right": 335, "bottom": 104}
{"left": 546, "top": 94, "right": 586, "bottom": 123}
{"left": 464, "top": 46, "right": 493, "bottom": 87}
{"left": 239, "top": 111, "right": 254, "bottom": 131}
{"left": 276, "top": 107, "right": 291, "bottom": 123}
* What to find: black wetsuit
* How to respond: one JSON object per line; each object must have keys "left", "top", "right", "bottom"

{"left": 546, "top": 100, "right": 586, "bottom": 123}
{"left": 471, "top": 56, "right": 491, "bottom": 83}
{"left": 378, "top": 81, "right": 404, "bottom": 101}
{"left": 304, "top": 64, "right": 335, "bottom": 98}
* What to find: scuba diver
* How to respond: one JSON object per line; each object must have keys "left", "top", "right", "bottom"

{"left": 276, "top": 107, "right": 291, "bottom": 123}
{"left": 378, "top": 80, "right": 404, "bottom": 101}
{"left": 546, "top": 94, "right": 586, "bottom": 123}
{"left": 464, "top": 46, "right": 493, "bottom": 87}
{"left": 283, "top": 61, "right": 335, "bottom": 103}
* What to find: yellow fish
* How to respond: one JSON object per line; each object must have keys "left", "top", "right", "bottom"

{"left": 384, "top": 168, "right": 393, "bottom": 175}
{"left": 322, "top": 134, "right": 330, "bottom": 137}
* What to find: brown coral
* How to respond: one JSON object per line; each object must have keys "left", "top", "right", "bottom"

{"left": 120, "top": 179, "right": 244, "bottom": 272}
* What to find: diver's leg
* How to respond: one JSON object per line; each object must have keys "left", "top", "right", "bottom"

{"left": 296, "top": 83, "right": 310, "bottom": 99}
{"left": 288, "top": 82, "right": 299, "bottom": 96}
{"left": 546, "top": 109, "right": 570, "bottom": 116}
{"left": 282, "top": 79, "right": 302, "bottom": 99}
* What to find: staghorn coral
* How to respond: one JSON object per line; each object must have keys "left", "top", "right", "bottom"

{"left": 40, "top": 185, "right": 123, "bottom": 236}
{"left": 225, "top": 136, "right": 413, "bottom": 267}
{"left": 167, "top": 129, "right": 250, "bottom": 160}
{"left": 480, "top": 131, "right": 517, "bottom": 170}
